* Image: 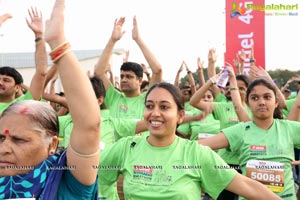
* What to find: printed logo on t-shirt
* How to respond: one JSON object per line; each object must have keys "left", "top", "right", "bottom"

{"left": 133, "top": 165, "right": 154, "bottom": 181}
{"left": 250, "top": 145, "right": 267, "bottom": 156}
{"left": 228, "top": 117, "right": 238, "bottom": 123}
{"left": 119, "top": 105, "right": 128, "bottom": 112}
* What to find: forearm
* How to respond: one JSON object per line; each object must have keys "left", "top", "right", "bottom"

{"left": 29, "top": 39, "right": 48, "bottom": 100}
{"left": 95, "top": 38, "right": 116, "bottom": 80}
{"left": 230, "top": 77, "right": 251, "bottom": 122}
{"left": 135, "top": 38, "right": 162, "bottom": 84}
{"left": 187, "top": 72, "right": 196, "bottom": 94}
{"left": 288, "top": 93, "right": 300, "bottom": 121}
{"left": 207, "top": 61, "right": 216, "bottom": 78}
{"left": 174, "top": 72, "right": 180, "bottom": 87}
{"left": 198, "top": 69, "right": 205, "bottom": 87}
{"left": 190, "top": 78, "right": 214, "bottom": 109}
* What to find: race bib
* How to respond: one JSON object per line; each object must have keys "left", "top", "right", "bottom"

{"left": 246, "top": 160, "right": 284, "bottom": 193}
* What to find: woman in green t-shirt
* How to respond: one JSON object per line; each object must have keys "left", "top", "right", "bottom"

{"left": 99, "top": 82, "right": 280, "bottom": 200}
{"left": 199, "top": 78, "right": 300, "bottom": 199}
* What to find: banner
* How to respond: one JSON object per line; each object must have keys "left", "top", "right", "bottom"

{"left": 225, "top": 0, "right": 265, "bottom": 74}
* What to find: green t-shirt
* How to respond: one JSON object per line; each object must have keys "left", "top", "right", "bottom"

{"left": 212, "top": 101, "right": 252, "bottom": 165}
{"left": 223, "top": 119, "right": 300, "bottom": 200}
{"left": 0, "top": 91, "right": 33, "bottom": 113}
{"left": 98, "top": 136, "right": 237, "bottom": 200}
{"left": 58, "top": 109, "right": 137, "bottom": 149}
{"left": 282, "top": 98, "right": 296, "bottom": 118}
{"left": 177, "top": 101, "right": 198, "bottom": 136}
{"left": 104, "top": 84, "right": 146, "bottom": 120}
{"left": 214, "top": 92, "right": 229, "bottom": 102}
{"left": 190, "top": 110, "right": 220, "bottom": 140}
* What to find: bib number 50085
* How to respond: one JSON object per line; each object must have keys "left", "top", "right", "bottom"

{"left": 250, "top": 172, "right": 281, "bottom": 182}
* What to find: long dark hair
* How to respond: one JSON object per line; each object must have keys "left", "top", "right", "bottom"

{"left": 246, "top": 78, "right": 283, "bottom": 119}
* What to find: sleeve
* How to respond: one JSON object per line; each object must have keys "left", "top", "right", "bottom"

{"left": 199, "top": 145, "right": 237, "bottom": 199}
{"left": 222, "top": 123, "right": 244, "bottom": 153}
{"left": 288, "top": 120, "right": 300, "bottom": 148}
{"left": 214, "top": 92, "right": 227, "bottom": 102}
{"left": 16, "top": 90, "right": 34, "bottom": 101}
{"left": 57, "top": 170, "right": 98, "bottom": 199}
{"left": 98, "top": 138, "right": 127, "bottom": 185}
{"left": 110, "top": 118, "right": 137, "bottom": 140}
{"left": 104, "top": 84, "right": 121, "bottom": 108}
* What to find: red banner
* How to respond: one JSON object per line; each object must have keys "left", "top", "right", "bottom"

{"left": 225, "top": 0, "right": 265, "bottom": 74}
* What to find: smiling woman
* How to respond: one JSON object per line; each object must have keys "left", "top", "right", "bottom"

{"left": 98, "top": 82, "right": 281, "bottom": 200}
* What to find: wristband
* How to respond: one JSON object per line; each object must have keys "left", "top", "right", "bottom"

{"left": 249, "top": 59, "right": 256, "bottom": 63}
{"left": 209, "top": 78, "right": 216, "bottom": 85}
{"left": 35, "top": 37, "right": 43, "bottom": 42}
{"left": 230, "top": 88, "right": 238, "bottom": 91}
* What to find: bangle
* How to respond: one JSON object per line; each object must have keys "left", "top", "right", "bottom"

{"left": 209, "top": 77, "right": 216, "bottom": 85}
{"left": 68, "top": 143, "right": 100, "bottom": 158}
{"left": 230, "top": 87, "right": 238, "bottom": 91}
{"left": 49, "top": 41, "right": 71, "bottom": 63}
{"left": 249, "top": 59, "right": 256, "bottom": 63}
{"left": 35, "top": 37, "right": 43, "bottom": 42}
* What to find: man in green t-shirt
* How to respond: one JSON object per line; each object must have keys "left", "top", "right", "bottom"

{"left": 94, "top": 16, "right": 162, "bottom": 120}
{"left": 0, "top": 10, "right": 47, "bottom": 113}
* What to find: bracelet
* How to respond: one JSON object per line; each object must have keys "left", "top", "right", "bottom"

{"left": 49, "top": 41, "right": 71, "bottom": 63}
{"left": 249, "top": 59, "right": 256, "bottom": 63}
{"left": 35, "top": 37, "right": 43, "bottom": 42}
{"left": 230, "top": 87, "right": 238, "bottom": 91}
{"left": 187, "top": 71, "right": 191, "bottom": 74}
{"left": 209, "top": 77, "right": 216, "bottom": 85}
{"left": 68, "top": 143, "right": 100, "bottom": 158}
{"left": 145, "top": 73, "right": 150, "bottom": 76}
{"left": 52, "top": 49, "right": 71, "bottom": 63}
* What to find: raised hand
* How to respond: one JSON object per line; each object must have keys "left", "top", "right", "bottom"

{"left": 132, "top": 15, "right": 140, "bottom": 41}
{"left": 45, "top": 0, "right": 66, "bottom": 48}
{"left": 26, "top": 7, "right": 43, "bottom": 36}
{"left": 208, "top": 48, "right": 217, "bottom": 63}
{"left": 197, "top": 57, "right": 204, "bottom": 70}
{"left": 111, "top": 17, "right": 125, "bottom": 42}
{"left": 0, "top": 13, "right": 12, "bottom": 26}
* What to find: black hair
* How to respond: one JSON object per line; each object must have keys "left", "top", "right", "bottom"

{"left": 236, "top": 74, "right": 250, "bottom": 88}
{"left": 90, "top": 76, "right": 106, "bottom": 109}
{"left": 140, "top": 80, "right": 150, "bottom": 91}
{"left": 0, "top": 66, "right": 23, "bottom": 85}
{"left": 120, "top": 62, "right": 143, "bottom": 78}
{"left": 246, "top": 78, "right": 283, "bottom": 119}
{"left": 145, "top": 82, "right": 184, "bottom": 111}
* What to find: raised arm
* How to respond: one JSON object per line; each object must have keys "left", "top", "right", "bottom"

{"left": 94, "top": 17, "right": 125, "bottom": 91}
{"left": 207, "top": 48, "right": 220, "bottom": 96}
{"left": 132, "top": 16, "right": 162, "bottom": 84}
{"left": 26, "top": 7, "right": 47, "bottom": 100}
{"left": 185, "top": 61, "right": 196, "bottom": 94}
{"left": 228, "top": 67, "right": 251, "bottom": 122}
{"left": 197, "top": 57, "right": 205, "bottom": 87}
{"left": 174, "top": 61, "right": 184, "bottom": 87}
{"left": 288, "top": 91, "right": 300, "bottom": 121}
{"left": 190, "top": 74, "right": 219, "bottom": 112}
{"left": 45, "top": 0, "right": 100, "bottom": 185}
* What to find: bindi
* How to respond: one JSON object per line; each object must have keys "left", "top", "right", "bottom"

{"left": 4, "top": 129, "right": 9, "bottom": 135}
